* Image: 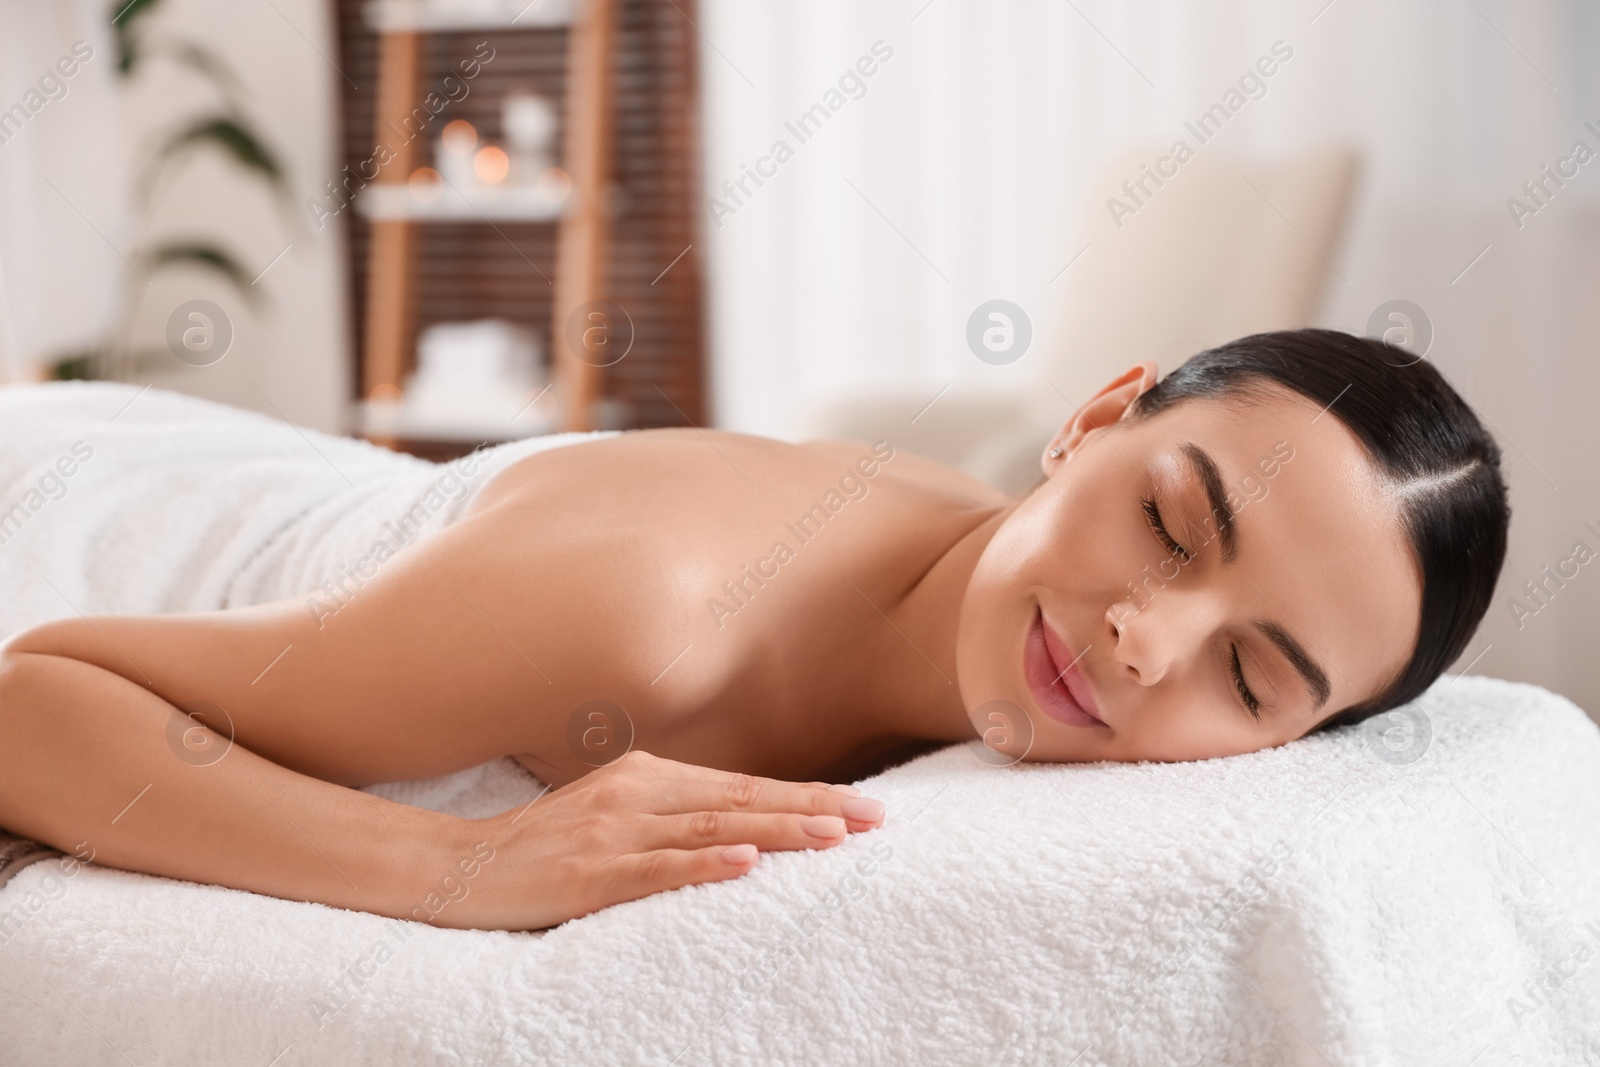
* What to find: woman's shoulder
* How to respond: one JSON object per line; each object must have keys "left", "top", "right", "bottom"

{"left": 792, "top": 435, "right": 1012, "bottom": 508}
{"left": 471, "top": 427, "right": 1010, "bottom": 516}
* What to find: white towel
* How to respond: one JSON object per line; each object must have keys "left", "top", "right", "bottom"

{"left": 0, "top": 380, "right": 612, "bottom": 625}
{"left": 1, "top": 382, "right": 1597, "bottom": 1066}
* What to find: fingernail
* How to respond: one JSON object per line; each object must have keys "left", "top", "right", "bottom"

{"left": 840, "top": 797, "right": 884, "bottom": 823}
{"left": 800, "top": 814, "right": 846, "bottom": 839}
{"left": 724, "top": 844, "right": 758, "bottom": 865}
{"left": 828, "top": 784, "right": 861, "bottom": 796}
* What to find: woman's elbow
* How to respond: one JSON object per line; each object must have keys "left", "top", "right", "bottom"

{"left": 0, "top": 617, "right": 96, "bottom": 660}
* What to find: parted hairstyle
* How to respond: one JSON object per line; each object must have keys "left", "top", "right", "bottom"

{"left": 1125, "top": 328, "right": 1510, "bottom": 732}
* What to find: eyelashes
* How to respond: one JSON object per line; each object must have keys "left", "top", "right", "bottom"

{"left": 1230, "top": 645, "right": 1262, "bottom": 721}
{"left": 1140, "top": 494, "right": 1263, "bottom": 721}
{"left": 1139, "top": 496, "right": 1192, "bottom": 562}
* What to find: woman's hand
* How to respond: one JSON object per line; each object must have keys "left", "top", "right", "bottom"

{"left": 430, "top": 750, "right": 886, "bottom": 931}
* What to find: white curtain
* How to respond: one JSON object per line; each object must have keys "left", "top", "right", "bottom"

{"left": 696, "top": 0, "right": 1600, "bottom": 714}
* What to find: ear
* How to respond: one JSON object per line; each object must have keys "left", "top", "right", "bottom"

{"left": 1041, "top": 362, "right": 1159, "bottom": 474}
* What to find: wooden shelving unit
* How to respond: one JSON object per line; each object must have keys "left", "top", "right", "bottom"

{"left": 356, "top": 0, "right": 615, "bottom": 444}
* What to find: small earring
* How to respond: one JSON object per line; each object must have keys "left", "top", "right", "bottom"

{"left": 1047, "top": 446, "right": 1063, "bottom": 459}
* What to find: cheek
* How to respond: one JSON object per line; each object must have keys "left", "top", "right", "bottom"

{"left": 963, "top": 461, "right": 1165, "bottom": 659}
{"left": 1104, "top": 696, "right": 1263, "bottom": 762}
{"left": 956, "top": 474, "right": 1138, "bottom": 701}
{"left": 1001, "top": 471, "right": 1138, "bottom": 584}
{"left": 955, "top": 498, "right": 1062, "bottom": 706}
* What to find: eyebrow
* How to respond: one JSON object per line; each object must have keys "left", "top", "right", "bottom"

{"left": 1178, "top": 442, "right": 1238, "bottom": 564}
{"left": 1254, "top": 618, "right": 1332, "bottom": 712}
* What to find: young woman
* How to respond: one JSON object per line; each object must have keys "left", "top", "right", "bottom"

{"left": 0, "top": 328, "right": 1509, "bottom": 931}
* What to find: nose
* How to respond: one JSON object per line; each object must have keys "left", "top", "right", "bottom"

{"left": 1104, "top": 587, "right": 1217, "bottom": 687}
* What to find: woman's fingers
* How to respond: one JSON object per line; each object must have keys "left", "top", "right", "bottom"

{"left": 603, "top": 755, "right": 883, "bottom": 828}
{"left": 637, "top": 777, "right": 884, "bottom": 829}
{"left": 461, "top": 752, "right": 885, "bottom": 929}
{"left": 597, "top": 844, "right": 760, "bottom": 907}
{"left": 640, "top": 809, "right": 856, "bottom": 853}
{"left": 609, "top": 751, "right": 854, "bottom": 800}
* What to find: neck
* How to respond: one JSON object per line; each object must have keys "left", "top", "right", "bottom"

{"left": 870, "top": 500, "right": 1020, "bottom": 748}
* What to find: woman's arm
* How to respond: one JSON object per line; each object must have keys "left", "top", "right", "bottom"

{"left": 0, "top": 494, "right": 725, "bottom": 790}
{"left": 0, "top": 648, "right": 463, "bottom": 920}
{"left": 0, "top": 646, "right": 871, "bottom": 929}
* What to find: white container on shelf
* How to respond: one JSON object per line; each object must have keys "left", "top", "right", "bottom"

{"left": 502, "top": 91, "right": 558, "bottom": 184}
{"left": 364, "top": 0, "right": 577, "bottom": 32}
{"left": 358, "top": 180, "right": 568, "bottom": 221}
{"left": 399, "top": 318, "right": 552, "bottom": 433}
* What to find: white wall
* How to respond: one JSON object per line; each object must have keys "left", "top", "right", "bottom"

{"left": 0, "top": 0, "right": 351, "bottom": 432}
{"left": 125, "top": 0, "right": 353, "bottom": 433}
{"left": 696, "top": 0, "right": 1600, "bottom": 717}
{"left": 0, "top": 0, "right": 126, "bottom": 379}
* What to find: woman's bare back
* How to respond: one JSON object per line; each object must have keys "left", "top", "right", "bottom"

{"left": 461, "top": 429, "right": 1007, "bottom": 784}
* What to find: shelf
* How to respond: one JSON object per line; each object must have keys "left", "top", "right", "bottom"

{"left": 354, "top": 398, "right": 560, "bottom": 443}
{"left": 359, "top": 0, "right": 617, "bottom": 435}
{"left": 357, "top": 181, "right": 567, "bottom": 222}
{"left": 363, "top": 0, "right": 576, "bottom": 32}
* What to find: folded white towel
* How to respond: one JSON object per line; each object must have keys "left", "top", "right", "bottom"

{"left": 1, "top": 383, "right": 1596, "bottom": 1066}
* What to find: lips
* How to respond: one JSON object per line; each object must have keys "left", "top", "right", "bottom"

{"left": 1023, "top": 605, "right": 1107, "bottom": 729}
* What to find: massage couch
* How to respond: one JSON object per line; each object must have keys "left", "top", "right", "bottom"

{"left": 0, "top": 382, "right": 1596, "bottom": 1066}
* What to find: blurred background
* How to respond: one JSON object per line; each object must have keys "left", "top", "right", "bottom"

{"left": 0, "top": 0, "right": 1595, "bottom": 717}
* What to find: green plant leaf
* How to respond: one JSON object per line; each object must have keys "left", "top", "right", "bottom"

{"left": 161, "top": 117, "right": 283, "bottom": 183}
{"left": 49, "top": 350, "right": 102, "bottom": 380}
{"left": 148, "top": 40, "right": 248, "bottom": 102}
{"left": 110, "top": 0, "right": 165, "bottom": 75}
{"left": 143, "top": 241, "right": 262, "bottom": 301}
{"left": 140, "top": 115, "right": 287, "bottom": 204}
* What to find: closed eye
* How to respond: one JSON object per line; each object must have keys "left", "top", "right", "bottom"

{"left": 1140, "top": 496, "right": 1192, "bottom": 562}
{"left": 1143, "top": 495, "right": 1261, "bottom": 720}
{"left": 1230, "top": 644, "right": 1262, "bottom": 721}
